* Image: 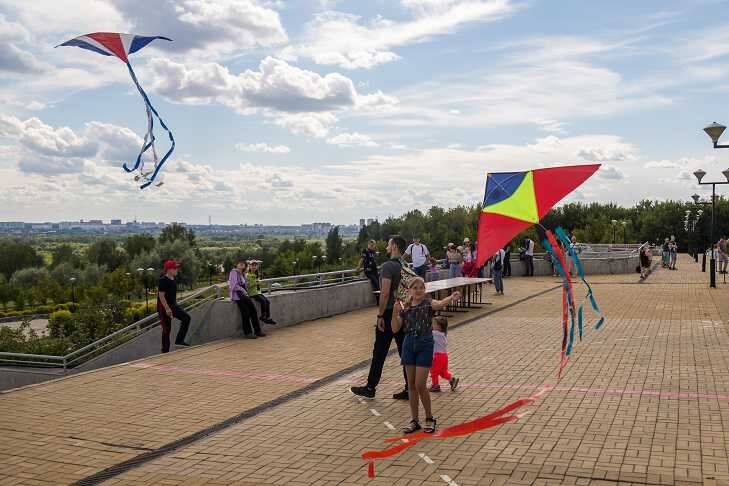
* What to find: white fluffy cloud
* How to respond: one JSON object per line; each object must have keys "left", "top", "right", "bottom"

{"left": 235, "top": 142, "right": 290, "bottom": 153}
{"left": 281, "top": 0, "right": 516, "bottom": 69}
{"left": 0, "top": 115, "right": 142, "bottom": 175}
{"left": 327, "top": 132, "right": 378, "bottom": 147}
{"left": 0, "top": 15, "right": 46, "bottom": 74}
{"left": 145, "top": 56, "right": 393, "bottom": 115}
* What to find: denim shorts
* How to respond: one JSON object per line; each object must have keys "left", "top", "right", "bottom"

{"left": 401, "top": 333, "right": 434, "bottom": 368}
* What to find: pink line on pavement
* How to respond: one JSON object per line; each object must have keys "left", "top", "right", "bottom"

{"left": 130, "top": 363, "right": 729, "bottom": 402}
{"left": 129, "top": 362, "right": 318, "bottom": 384}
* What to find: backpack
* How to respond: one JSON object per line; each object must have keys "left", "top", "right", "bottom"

{"left": 493, "top": 251, "right": 503, "bottom": 271}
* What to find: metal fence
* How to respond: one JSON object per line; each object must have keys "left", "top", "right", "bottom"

{"left": 0, "top": 284, "right": 222, "bottom": 370}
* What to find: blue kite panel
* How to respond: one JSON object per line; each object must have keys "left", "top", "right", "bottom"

{"left": 483, "top": 171, "right": 527, "bottom": 207}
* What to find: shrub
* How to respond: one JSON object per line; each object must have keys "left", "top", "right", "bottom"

{"left": 53, "top": 303, "right": 70, "bottom": 312}
{"left": 5, "top": 311, "right": 20, "bottom": 318}
{"left": 34, "top": 305, "right": 52, "bottom": 315}
{"left": 123, "top": 304, "right": 150, "bottom": 323}
{"left": 48, "top": 310, "right": 74, "bottom": 339}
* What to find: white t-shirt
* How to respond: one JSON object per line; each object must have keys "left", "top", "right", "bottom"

{"left": 406, "top": 243, "right": 429, "bottom": 267}
{"left": 433, "top": 330, "right": 448, "bottom": 354}
{"left": 525, "top": 239, "right": 534, "bottom": 256}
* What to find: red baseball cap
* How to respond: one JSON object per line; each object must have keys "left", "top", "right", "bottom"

{"left": 163, "top": 260, "right": 181, "bottom": 270}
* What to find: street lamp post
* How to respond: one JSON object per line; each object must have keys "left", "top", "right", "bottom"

{"left": 125, "top": 272, "right": 131, "bottom": 301}
{"left": 69, "top": 277, "right": 77, "bottom": 311}
{"left": 692, "top": 165, "right": 729, "bottom": 288}
{"left": 621, "top": 221, "right": 627, "bottom": 245}
{"left": 611, "top": 219, "right": 618, "bottom": 245}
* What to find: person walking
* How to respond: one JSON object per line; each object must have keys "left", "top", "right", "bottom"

{"left": 350, "top": 235, "right": 410, "bottom": 400}
{"left": 358, "top": 240, "right": 380, "bottom": 303}
{"left": 640, "top": 246, "right": 652, "bottom": 278}
{"left": 405, "top": 237, "right": 430, "bottom": 279}
{"left": 229, "top": 258, "right": 265, "bottom": 339}
{"left": 524, "top": 237, "right": 535, "bottom": 276}
{"left": 157, "top": 260, "right": 191, "bottom": 353}
{"left": 668, "top": 237, "right": 678, "bottom": 270}
{"left": 246, "top": 260, "right": 276, "bottom": 325}
{"left": 718, "top": 236, "right": 728, "bottom": 274}
{"left": 503, "top": 243, "right": 512, "bottom": 277}
{"left": 429, "top": 316, "right": 459, "bottom": 393}
{"left": 492, "top": 246, "right": 505, "bottom": 295}
{"left": 446, "top": 243, "right": 462, "bottom": 279}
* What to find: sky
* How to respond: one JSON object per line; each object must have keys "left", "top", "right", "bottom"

{"left": 0, "top": 0, "right": 728, "bottom": 225}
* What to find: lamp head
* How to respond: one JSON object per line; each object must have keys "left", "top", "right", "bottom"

{"left": 704, "top": 122, "right": 726, "bottom": 145}
{"left": 722, "top": 168, "right": 729, "bottom": 182}
{"left": 692, "top": 193, "right": 700, "bottom": 203}
{"left": 694, "top": 169, "right": 707, "bottom": 183}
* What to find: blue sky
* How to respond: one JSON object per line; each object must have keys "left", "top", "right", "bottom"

{"left": 0, "top": 0, "right": 727, "bottom": 225}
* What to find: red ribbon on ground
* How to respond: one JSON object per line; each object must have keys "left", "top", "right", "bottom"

{"left": 361, "top": 389, "right": 549, "bottom": 478}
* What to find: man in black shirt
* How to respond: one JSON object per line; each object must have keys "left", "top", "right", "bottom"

{"left": 358, "top": 239, "right": 380, "bottom": 303}
{"left": 157, "top": 260, "right": 192, "bottom": 353}
{"left": 350, "top": 235, "right": 409, "bottom": 400}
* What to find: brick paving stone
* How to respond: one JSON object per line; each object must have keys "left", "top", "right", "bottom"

{"left": 4, "top": 255, "right": 729, "bottom": 484}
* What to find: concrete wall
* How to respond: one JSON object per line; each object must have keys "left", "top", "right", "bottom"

{"left": 0, "top": 255, "right": 638, "bottom": 392}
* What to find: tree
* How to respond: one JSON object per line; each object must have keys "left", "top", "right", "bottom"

{"left": 86, "top": 239, "right": 126, "bottom": 270}
{"left": 9, "top": 267, "right": 51, "bottom": 289}
{"left": 159, "top": 223, "right": 196, "bottom": 247}
{"left": 51, "top": 244, "right": 81, "bottom": 268}
{"left": 124, "top": 234, "right": 156, "bottom": 259}
{"left": 326, "top": 226, "right": 343, "bottom": 262}
{"left": 0, "top": 240, "right": 43, "bottom": 279}
{"left": 0, "top": 274, "right": 9, "bottom": 311}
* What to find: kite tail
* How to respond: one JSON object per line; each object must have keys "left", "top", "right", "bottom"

{"left": 541, "top": 230, "right": 577, "bottom": 376}
{"left": 554, "top": 228, "right": 605, "bottom": 331}
{"left": 125, "top": 62, "right": 175, "bottom": 189}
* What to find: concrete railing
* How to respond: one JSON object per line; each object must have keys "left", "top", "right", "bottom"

{"left": 0, "top": 249, "right": 642, "bottom": 392}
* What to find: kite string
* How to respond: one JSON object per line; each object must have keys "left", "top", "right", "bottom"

{"left": 125, "top": 62, "right": 175, "bottom": 189}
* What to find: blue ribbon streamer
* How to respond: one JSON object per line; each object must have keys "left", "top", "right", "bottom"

{"left": 541, "top": 234, "right": 577, "bottom": 356}
{"left": 125, "top": 62, "right": 175, "bottom": 189}
{"left": 555, "top": 228, "right": 605, "bottom": 331}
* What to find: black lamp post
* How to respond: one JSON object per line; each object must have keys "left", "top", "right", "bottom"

{"left": 692, "top": 165, "right": 729, "bottom": 288}
{"left": 611, "top": 219, "right": 618, "bottom": 244}
{"left": 206, "top": 261, "right": 213, "bottom": 286}
{"left": 321, "top": 255, "right": 327, "bottom": 273}
{"left": 69, "top": 277, "right": 77, "bottom": 311}
{"left": 125, "top": 272, "right": 132, "bottom": 301}
{"left": 621, "top": 221, "right": 627, "bottom": 245}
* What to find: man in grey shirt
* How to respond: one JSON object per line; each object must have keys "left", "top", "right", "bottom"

{"left": 350, "top": 235, "right": 409, "bottom": 400}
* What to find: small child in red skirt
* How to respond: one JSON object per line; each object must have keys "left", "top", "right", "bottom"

{"left": 429, "top": 316, "right": 459, "bottom": 392}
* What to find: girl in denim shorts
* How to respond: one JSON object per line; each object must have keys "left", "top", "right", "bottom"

{"left": 393, "top": 277, "right": 461, "bottom": 434}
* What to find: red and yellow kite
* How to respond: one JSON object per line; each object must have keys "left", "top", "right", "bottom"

{"left": 476, "top": 164, "right": 600, "bottom": 267}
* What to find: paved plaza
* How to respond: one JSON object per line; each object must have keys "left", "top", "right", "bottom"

{"left": 3, "top": 255, "right": 729, "bottom": 485}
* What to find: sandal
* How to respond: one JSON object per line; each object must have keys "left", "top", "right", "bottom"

{"left": 424, "top": 417, "right": 437, "bottom": 434}
{"left": 403, "top": 419, "right": 421, "bottom": 434}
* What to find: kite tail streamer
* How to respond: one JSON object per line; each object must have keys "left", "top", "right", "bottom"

{"left": 125, "top": 62, "right": 175, "bottom": 189}
{"left": 554, "top": 228, "right": 605, "bottom": 331}
{"left": 362, "top": 390, "right": 545, "bottom": 478}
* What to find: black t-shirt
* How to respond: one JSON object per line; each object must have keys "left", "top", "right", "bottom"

{"left": 158, "top": 275, "right": 177, "bottom": 307}
{"left": 361, "top": 248, "right": 378, "bottom": 274}
{"left": 380, "top": 258, "right": 402, "bottom": 310}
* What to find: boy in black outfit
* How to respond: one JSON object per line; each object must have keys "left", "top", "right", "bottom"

{"left": 157, "top": 260, "right": 191, "bottom": 353}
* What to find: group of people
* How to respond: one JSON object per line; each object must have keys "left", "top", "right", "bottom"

{"left": 155, "top": 258, "right": 278, "bottom": 353}
{"left": 661, "top": 237, "right": 678, "bottom": 270}
{"left": 350, "top": 236, "right": 461, "bottom": 434}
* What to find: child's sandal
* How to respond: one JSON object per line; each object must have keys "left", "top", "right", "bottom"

{"left": 424, "top": 417, "right": 437, "bottom": 433}
{"left": 403, "top": 419, "right": 421, "bottom": 434}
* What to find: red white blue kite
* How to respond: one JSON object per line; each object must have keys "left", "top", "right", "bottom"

{"left": 57, "top": 33, "right": 174, "bottom": 189}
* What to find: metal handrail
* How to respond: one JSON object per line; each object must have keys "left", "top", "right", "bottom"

{"left": 0, "top": 283, "right": 223, "bottom": 369}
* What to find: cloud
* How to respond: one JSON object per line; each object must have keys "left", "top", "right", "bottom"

{"left": 577, "top": 145, "right": 633, "bottom": 163}
{"left": 327, "top": 132, "right": 378, "bottom": 147}
{"left": 379, "top": 36, "right": 672, "bottom": 129}
{"left": 597, "top": 165, "right": 625, "bottom": 180}
{"left": 281, "top": 0, "right": 516, "bottom": 69}
{"left": 235, "top": 142, "right": 290, "bottom": 153}
{"left": 145, "top": 56, "right": 392, "bottom": 115}
{"left": 272, "top": 112, "right": 337, "bottom": 138}
{"left": 0, "top": 15, "right": 46, "bottom": 74}
{"left": 0, "top": 115, "right": 143, "bottom": 175}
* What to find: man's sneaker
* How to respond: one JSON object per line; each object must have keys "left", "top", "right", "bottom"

{"left": 255, "top": 331, "right": 267, "bottom": 337}
{"left": 350, "top": 385, "right": 375, "bottom": 399}
{"left": 262, "top": 318, "right": 277, "bottom": 325}
{"left": 174, "top": 342, "right": 190, "bottom": 347}
{"left": 392, "top": 389, "right": 409, "bottom": 400}
{"left": 429, "top": 384, "right": 441, "bottom": 392}
{"left": 244, "top": 334, "right": 257, "bottom": 339}
{"left": 449, "top": 376, "right": 460, "bottom": 391}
